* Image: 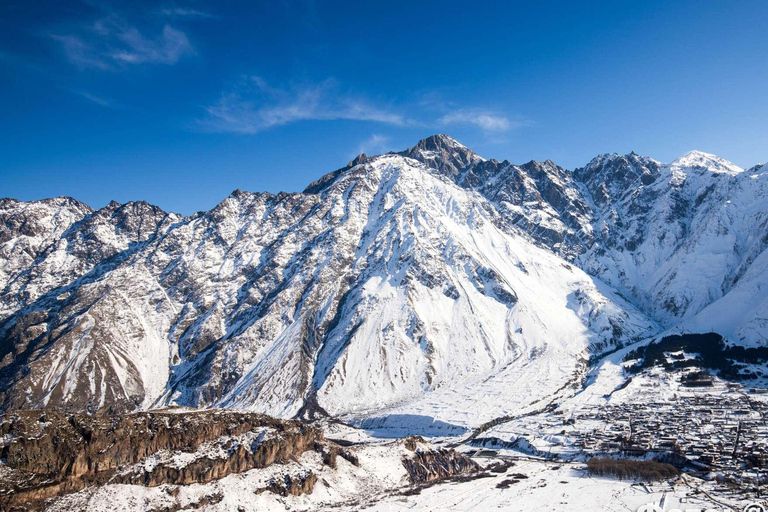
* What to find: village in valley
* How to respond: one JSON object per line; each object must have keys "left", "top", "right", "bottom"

{"left": 462, "top": 352, "right": 768, "bottom": 508}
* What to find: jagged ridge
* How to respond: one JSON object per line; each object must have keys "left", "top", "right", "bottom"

{"left": 0, "top": 135, "right": 765, "bottom": 428}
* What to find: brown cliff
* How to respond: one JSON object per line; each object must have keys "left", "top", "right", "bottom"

{"left": 0, "top": 409, "right": 327, "bottom": 510}
{"left": 401, "top": 436, "right": 481, "bottom": 483}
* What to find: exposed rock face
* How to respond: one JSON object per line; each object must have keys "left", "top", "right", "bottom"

{"left": 401, "top": 436, "right": 481, "bottom": 483}
{"left": 401, "top": 133, "right": 487, "bottom": 182}
{"left": 401, "top": 134, "right": 594, "bottom": 259}
{"left": 0, "top": 410, "right": 482, "bottom": 511}
{"left": 256, "top": 471, "right": 318, "bottom": 497}
{"left": 402, "top": 139, "right": 768, "bottom": 344}
{"left": 318, "top": 441, "right": 360, "bottom": 468}
{"left": 0, "top": 409, "right": 324, "bottom": 510}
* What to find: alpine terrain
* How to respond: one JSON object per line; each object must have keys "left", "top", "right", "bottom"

{"left": 2, "top": 135, "right": 768, "bottom": 511}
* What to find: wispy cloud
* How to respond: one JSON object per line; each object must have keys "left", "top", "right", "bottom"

{"left": 415, "top": 92, "right": 530, "bottom": 139}
{"left": 357, "top": 134, "right": 390, "bottom": 156}
{"left": 51, "top": 14, "right": 194, "bottom": 70}
{"left": 71, "top": 89, "right": 111, "bottom": 106}
{"left": 50, "top": 34, "right": 112, "bottom": 70}
{"left": 199, "top": 77, "right": 411, "bottom": 134}
{"left": 199, "top": 79, "right": 530, "bottom": 138}
{"left": 159, "top": 8, "right": 217, "bottom": 19}
{"left": 439, "top": 109, "right": 515, "bottom": 132}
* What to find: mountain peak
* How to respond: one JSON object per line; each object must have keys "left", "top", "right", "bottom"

{"left": 672, "top": 150, "right": 743, "bottom": 174}
{"left": 411, "top": 133, "right": 467, "bottom": 151}
{"left": 401, "top": 134, "right": 485, "bottom": 179}
{"left": 346, "top": 153, "right": 369, "bottom": 167}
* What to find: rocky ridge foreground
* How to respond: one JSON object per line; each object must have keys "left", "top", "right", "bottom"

{"left": 0, "top": 409, "right": 479, "bottom": 511}
{"left": 0, "top": 409, "right": 325, "bottom": 509}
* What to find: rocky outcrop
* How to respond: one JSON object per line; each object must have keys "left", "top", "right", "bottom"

{"left": 256, "top": 471, "right": 318, "bottom": 497}
{"left": 402, "top": 135, "right": 594, "bottom": 259}
{"left": 400, "top": 133, "right": 486, "bottom": 181}
{"left": 0, "top": 410, "right": 484, "bottom": 511}
{"left": 0, "top": 409, "right": 326, "bottom": 511}
{"left": 318, "top": 441, "right": 359, "bottom": 469}
{"left": 401, "top": 437, "right": 481, "bottom": 483}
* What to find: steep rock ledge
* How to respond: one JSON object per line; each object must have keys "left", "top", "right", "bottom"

{"left": 401, "top": 436, "right": 481, "bottom": 483}
{"left": 0, "top": 409, "right": 331, "bottom": 510}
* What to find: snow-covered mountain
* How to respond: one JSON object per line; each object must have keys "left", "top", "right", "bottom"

{"left": 573, "top": 151, "right": 768, "bottom": 343}
{"left": 405, "top": 136, "right": 768, "bottom": 344}
{"left": 0, "top": 135, "right": 765, "bottom": 425}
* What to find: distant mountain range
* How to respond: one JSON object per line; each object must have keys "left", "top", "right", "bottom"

{"left": 2, "top": 134, "right": 766, "bottom": 427}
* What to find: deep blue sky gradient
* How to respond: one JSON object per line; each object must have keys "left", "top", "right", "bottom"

{"left": 1, "top": 0, "right": 766, "bottom": 214}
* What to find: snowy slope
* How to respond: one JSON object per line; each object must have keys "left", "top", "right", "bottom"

{"left": 1, "top": 135, "right": 766, "bottom": 422}
{"left": 304, "top": 155, "right": 655, "bottom": 424}
{"left": 0, "top": 197, "right": 93, "bottom": 318}
{"left": 402, "top": 135, "right": 593, "bottom": 259}
{"left": 405, "top": 137, "right": 768, "bottom": 345}
{"left": 0, "top": 141, "right": 656, "bottom": 422}
{"left": 574, "top": 152, "right": 768, "bottom": 343}
{"left": 679, "top": 162, "right": 768, "bottom": 345}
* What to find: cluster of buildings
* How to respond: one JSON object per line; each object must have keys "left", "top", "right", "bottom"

{"left": 571, "top": 393, "right": 768, "bottom": 470}
{"left": 481, "top": 370, "right": 768, "bottom": 501}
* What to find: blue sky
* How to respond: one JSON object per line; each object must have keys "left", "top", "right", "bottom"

{"left": 1, "top": 0, "right": 767, "bottom": 214}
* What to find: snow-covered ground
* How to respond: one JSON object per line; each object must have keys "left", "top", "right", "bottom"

{"left": 47, "top": 438, "right": 421, "bottom": 512}
{"left": 47, "top": 450, "right": 738, "bottom": 512}
{"left": 352, "top": 459, "right": 731, "bottom": 512}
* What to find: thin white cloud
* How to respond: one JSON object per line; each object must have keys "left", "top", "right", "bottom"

{"left": 357, "top": 134, "right": 390, "bottom": 155}
{"left": 198, "top": 80, "right": 530, "bottom": 138}
{"left": 439, "top": 109, "right": 514, "bottom": 132}
{"left": 159, "top": 8, "right": 217, "bottom": 19}
{"left": 50, "top": 34, "right": 112, "bottom": 70}
{"left": 199, "top": 78, "right": 411, "bottom": 134}
{"left": 108, "top": 24, "right": 192, "bottom": 64}
{"left": 51, "top": 14, "right": 194, "bottom": 70}
{"left": 71, "top": 89, "right": 111, "bottom": 106}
